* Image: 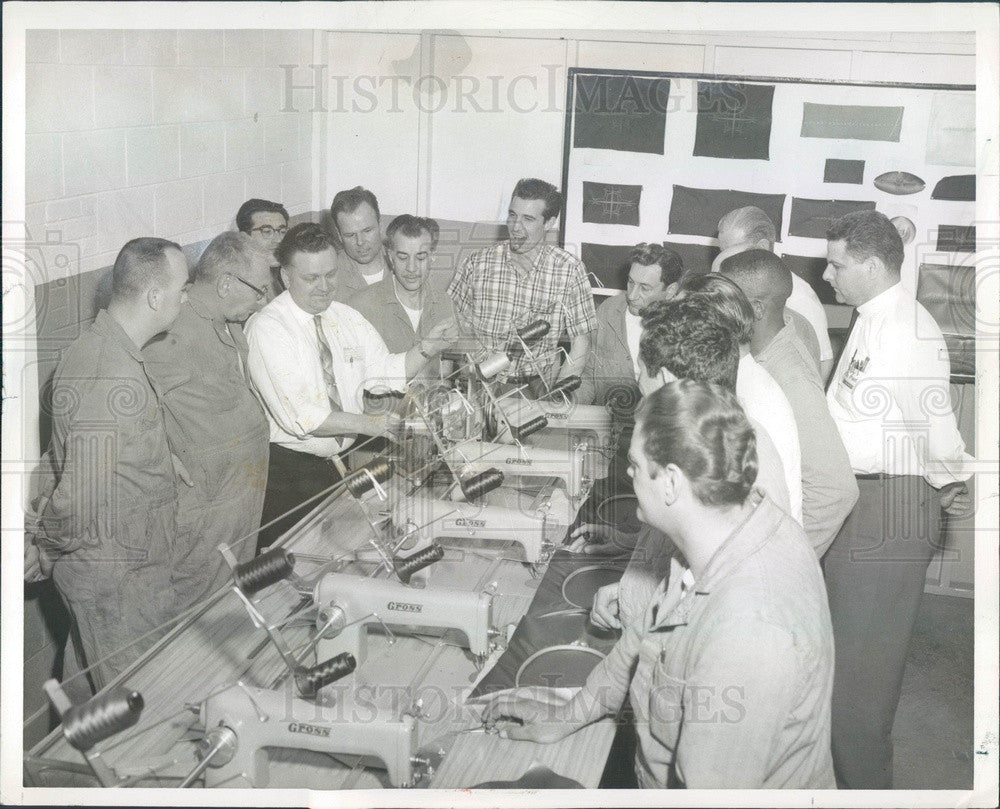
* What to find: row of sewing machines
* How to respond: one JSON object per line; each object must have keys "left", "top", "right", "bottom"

{"left": 26, "top": 323, "right": 621, "bottom": 791}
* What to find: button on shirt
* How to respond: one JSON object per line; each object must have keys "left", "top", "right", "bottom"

{"left": 827, "top": 282, "right": 972, "bottom": 487}
{"left": 447, "top": 241, "right": 598, "bottom": 377}
{"left": 246, "top": 291, "right": 407, "bottom": 457}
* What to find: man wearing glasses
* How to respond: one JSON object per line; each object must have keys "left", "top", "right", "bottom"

{"left": 144, "top": 231, "right": 275, "bottom": 610}
{"left": 236, "top": 198, "right": 289, "bottom": 299}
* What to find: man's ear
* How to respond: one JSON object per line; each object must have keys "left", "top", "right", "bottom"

{"left": 751, "top": 299, "right": 764, "bottom": 321}
{"left": 279, "top": 266, "right": 290, "bottom": 289}
{"left": 664, "top": 281, "right": 679, "bottom": 300}
{"left": 217, "top": 273, "right": 232, "bottom": 298}
{"left": 657, "top": 463, "right": 682, "bottom": 506}
{"left": 543, "top": 215, "right": 558, "bottom": 232}
{"left": 147, "top": 285, "right": 161, "bottom": 311}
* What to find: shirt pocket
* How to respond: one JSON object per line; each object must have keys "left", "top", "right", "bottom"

{"left": 647, "top": 661, "right": 687, "bottom": 756}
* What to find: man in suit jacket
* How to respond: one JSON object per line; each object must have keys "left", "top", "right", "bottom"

{"left": 578, "top": 243, "right": 683, "bottom": 414}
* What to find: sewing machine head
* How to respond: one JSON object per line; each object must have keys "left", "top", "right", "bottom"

{"left": 313, "top": 572, "right": 496, "bottom": 665}
{"left": 389, "top": 488, "right": 570, "bottom": 564}
{"left": 444, "top": 439, "right": 589, "bottom": 502}
{"left": 199, "top": 682, "right": 421, "bottom": 788}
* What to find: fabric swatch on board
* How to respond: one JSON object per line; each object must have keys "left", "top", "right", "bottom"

{"left": 662, "top": 241, "right": 720, "bottom": 277}
{"left": 916, "top": 262, "right": 976, "bottom": 376}
{"left": 693, "top": 81, "right": 775, "bottom": 160}
{"left": 926, "top": 92, "right": 975, "bottom": 167}
{"left": 582, "top": 181, "right": 642, "bottom": 226}
{"left": 781, "top": 254, "right": 840, "bottom": 306}
{"left": 936, "top": 225, "right": 976, "bottom": 253}
{"left": 824, "top": 159, "right": 865, "bottom": 184}
{"left": 788, "top": 198, "right": 877, "bottom": 238}
{"left": 668, "top": 185, "right": 786, "bottom": 238}
{"left": 581, "top": 242, "right": 636, "bottom": 290}
{"left": 931, "top": 175, "right": 976, "bottom": 201}
{"left": 573, "top": 74, "right": 670, "bottom": 155}
{"left": 800, "top": 102, "right": 904, "bottom": 141}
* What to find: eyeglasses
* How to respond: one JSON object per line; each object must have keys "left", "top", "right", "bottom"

{"left": 250, "top": 225, "right": 288, "bottom": 238}
{"left": 232, "top": 274, "right": 268, "bottom": 301}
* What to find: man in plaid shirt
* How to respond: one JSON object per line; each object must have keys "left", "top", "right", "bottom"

{"left": 448, "top": 178, "right": 597, "bottom": 384}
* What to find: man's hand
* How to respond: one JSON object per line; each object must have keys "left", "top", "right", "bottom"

{"left": 479, "top": 686, "right": 579, "bottom": 743}
{"left": 564, "top": 523, "right": 633, "bottom": 556}
{"left": 367, "top": 412, "right": 404, "bottom": 440}
{"left": 589, "top": 583, "right": 622, "bottom": 631}
{"left": 171, "top": 453, "right": 194, "bottom": 487}
{"left": 24, "top": 540, "right": 54, "bottom": 583}
{"left": 940, "top": 481, "right": 973, "bottom": 518}
{"left": 420, "top": 317, "right": 460, "bottom": 357}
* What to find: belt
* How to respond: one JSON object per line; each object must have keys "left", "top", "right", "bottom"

{"left": 855, "top": 472, "right": 905, "bottom": 480}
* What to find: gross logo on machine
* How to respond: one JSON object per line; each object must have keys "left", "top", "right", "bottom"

{"left": 455, "top": 518, "right": 486, "bottom": 527}
{"left": 288, "top": 722, "right": 331, "bottom": 737}
{"left": 505, "top": 458, "right": 533, "bottom": 465}
{"left": 544, "top": 411, "right": 568, "bottom": 419}
{"left": 387, "top": 601, "right": 423, "bottom": 613}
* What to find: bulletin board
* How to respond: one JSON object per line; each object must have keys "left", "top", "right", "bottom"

{"left": 560, "top": 68, "right": 977, "bottom": 353}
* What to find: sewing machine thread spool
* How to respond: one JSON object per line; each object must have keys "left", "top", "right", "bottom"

{"left": 294, "top": 653, "right": 357, "bottom": 699}
{"left": 234, "top": 547, "right": 296, "bottom": 595}
{"left": 512, "top": 415, "right": 548, "bottom": 441}
{"left": 545, "top": 375, "right": 582, "bottom": 398}
{"left": 476, "top": 352, "right": 511, "bottom": 379}
{"left": 61, "top": 688, "right": 144, "bottom": 752}
{"left": 460, "top": 468, "right": 504, "bottom": 501}
{"left": 345, "top": 457, "right": 395, "bottom": 497}
{"left": 393, "top": 543, "right": 445, "bottom": 584}
{"left": 517, "top": 319, "right": 551, "bottom": 342}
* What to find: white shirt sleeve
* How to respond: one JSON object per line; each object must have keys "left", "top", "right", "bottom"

{"left": 246, "top": 312, "right": 331, "bottom": 438}
{"left": 787, "top": 275, "right": 833, "bottom": 362}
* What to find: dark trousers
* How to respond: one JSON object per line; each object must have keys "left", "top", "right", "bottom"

{"left": 822, "top": 474, "right": 943, "bottom": 789}
{"left": 257, "top": 444, "right": 344, "bottom": 551}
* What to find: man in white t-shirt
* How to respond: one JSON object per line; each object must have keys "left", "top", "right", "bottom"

{"left": 246, "top": 222, "right": 456, "bottom": 545}
{"left": 330, "top": 186, "right": 392, "bottom": 302}
{"left": 578, "top": 243, "right": 683, "bottom": 412}
{"left": 714, "top": 205, "right": 834, "bottom": 382}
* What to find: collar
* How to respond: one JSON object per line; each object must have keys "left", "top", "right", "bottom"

{"left": 185, "top": 290, "right": 224, "bottom": 325}
{"left": 273, "top": 289, "right": 330, "bottom": 326}
{"left": 92, "top": 309, "right": 144, "bottom": 362}
{"left": 857, "top": 281, "right": 903, "bottom": 318}
{"left": 502, "top": 241, "right": 549, "bottom": 274}
{"left": 646, "top": 490, "right": 783, "bottom": 631}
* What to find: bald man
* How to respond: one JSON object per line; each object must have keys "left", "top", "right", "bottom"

{"left": 715, "top": 206, "right": 833, "bottom": 381}
{"left": 720, "top": 250, "right": 858, "bottom": 557}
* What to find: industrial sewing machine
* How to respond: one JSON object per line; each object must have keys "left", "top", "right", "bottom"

{"left": 388, "top": 487, "right": 571, "bottom": 564}
{"left": 312, "top": 571, "right": 498, "bottom": 665}
{"left": 197, "top": 682, "right": 424, "bottom": 788}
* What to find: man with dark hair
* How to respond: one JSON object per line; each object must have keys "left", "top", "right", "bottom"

{"left": 30, "top": 238, "right": 190, "bottom": 691}
{"left": 720, "top": 249, "right": 858, "bottom": 558}
{"left": 821, "top": 210, "right": 973, "bottom": 789}
{"left": 329, "top": 186, "right": 391, "bottom": 302}
{"left": 448, "top": 177, "right": 597, "bottom": 386}
{"left": 570, "top": 295, "right": 795, "bottom": 633}
{"left": 578, "top": 243, "right": 683, "bottom": 409}
{"left": 715, "top": 205, "right": 832, "bottom": 380}
{"left": 236, "top": 198, "right": 289, "bottom": 298}
{"left": 674, "top": 272, "right": 802, "bottom": 524}
{"left": 247, "top": 222, "right": 457, "bottom": 546}
{"left": 144, "top": 232, "right": 274, "bottom": 609}
{"left": 348, "top": 215, "right": 454, "bottom": 367}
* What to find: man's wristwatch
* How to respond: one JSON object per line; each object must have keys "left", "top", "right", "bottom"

{"left": 418, "top": 342, "right": 434, "bottom": 360}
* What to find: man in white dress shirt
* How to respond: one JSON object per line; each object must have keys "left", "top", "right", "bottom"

{"left": 821, "top": 210, "right": 973, "bottom": 789}
{"left": 675, "top": 272, "right": 803, "bottom": 524}
{"left": 714, "top": 205, "right": 834, "bottom": 382}
{"left": 247, "top": 222, "right": 456, "bottom": 546}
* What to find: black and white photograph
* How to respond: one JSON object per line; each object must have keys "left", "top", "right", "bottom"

{"left": 2, "top": 3, "right": 997, "bottom": 807}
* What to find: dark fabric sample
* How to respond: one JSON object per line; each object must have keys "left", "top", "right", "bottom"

{"left": 694, "top": 81, "right": 775, "bottom": 160}
{"left": 662, "top": 241, "right": 719, "bottom": 277}
{"left": 781, "top": 254, "right": 839, "bottom": 305}
{"left": 931, "top": 175, "right": 976, "bottom": 201}
{"left": 581, "top": 242, "right": 635, "bottom": 289}
{"left": 936, "top": 225, "right": 976, "bottom": 253}
{"left": 788, "top": 198, "right": 877, "bottom": 239}
{"left": 668, "top": 185, "right": 786, "bottom": 238}
{"left": 582, "top": 181, "right": 642, "bottom": 226}
{"left": 916, "top": 262, "right": 976, "bottom": 337}
{"left": 469, "top": 548, "right": 624, "bottom": 697}
{"left": 801, "top": 103, "right": 904, "bottom": 141}
{"left": 824, "top": 159, "right": 865, "bottom": 184}
{"left": 573, "top": 74, "right": 670, "bottom": 155}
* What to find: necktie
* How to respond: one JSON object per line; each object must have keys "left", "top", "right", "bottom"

{"left": 313, "top": 315, "right": 342, "bottom": 410}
